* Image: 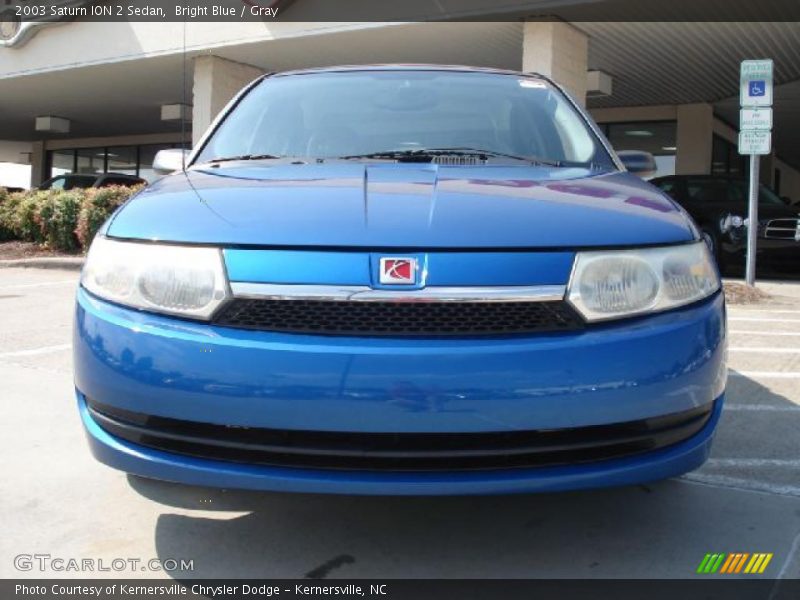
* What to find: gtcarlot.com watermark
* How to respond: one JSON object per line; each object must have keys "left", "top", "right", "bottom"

{"left": 14, "top": 554, "right": 194, "bottom": 573}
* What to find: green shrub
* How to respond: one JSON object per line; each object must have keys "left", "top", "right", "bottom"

{"left": 16, "top": 192, "right": 47, "bottom": 243}
{"left": 76, "top": 185, "right": 139, "bottom": 251}
{"left": 35, "top": 190, "right": 83, "bottom": 252}
{"left": 0, "top": 191, "right": 22, "bottom": 241}
{"left": 0, "top": 184, "right": 141, "bottom": 252}
{"left": 0, "top": 188, "right": 12, "bottom": 241}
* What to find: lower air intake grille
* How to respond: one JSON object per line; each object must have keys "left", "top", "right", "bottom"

{"left": 213, "top": 298, "right": 584, "bottom": 336}
{"left": 86, "top": 399, "right": 715, "bottom": 472}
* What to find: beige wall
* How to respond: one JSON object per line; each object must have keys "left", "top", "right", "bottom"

{"left": 675, "top": 104, "right": 714, "bottom": 175}
{"left": 0, "top": 22, "right": 384, "bottom": 80}
{"left": 192, "top": 55, "right": 264, "bottom": 146}
{"left": 522, "top": 21, "right": 588, "bottom": 106}
{"left": 30, "top": 141, "right": 45, "bottom": 186}
{"left": 0, "top": 140, "right": 33, "bottom": 164}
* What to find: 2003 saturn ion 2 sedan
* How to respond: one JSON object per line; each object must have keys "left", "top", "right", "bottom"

{"left": 74, "top": 65, "right": 726, "bottom": 495}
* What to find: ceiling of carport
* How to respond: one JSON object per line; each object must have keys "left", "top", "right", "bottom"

{"left": 1, "top": 19, "right": 799, "bottom": 168}
{"left": 0, "top": 22, "right": 523, "bottom": 141}
{"left": 581, "top": 22, "right": 800, "bottom": 168}
{"left": 583, "top": 22, "right": 800, "bottom": 108}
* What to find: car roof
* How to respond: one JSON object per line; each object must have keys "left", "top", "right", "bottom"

{"left": 61, "top": 174, "right": 96, "bottom": 180}
{"left": 271, "top": 64, "right": 548, "bottom": 80}
{"left": 656, "top": 175, "right": 748, "bottom": 182}
{"left": 100, "top": 173, "right": 144, "bottom": 180}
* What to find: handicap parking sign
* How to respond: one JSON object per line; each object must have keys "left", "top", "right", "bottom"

{"left": 749, "top": 80, "right": 766, "bottom": 97}
{"left": 740, "top": 60, "right": 773, "bottom": 107}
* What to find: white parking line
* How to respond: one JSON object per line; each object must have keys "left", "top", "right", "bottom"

{"left": 775, "top": 531, "right": 800, "bottom": 582}
{"left": 729, "top": 347, "right": 800, "bottom": 354}
{"left": 729, "top": 371, "right": 800, "bottom": 379}
{"left": 706, "top": 458, "right": 800, "bottom": 468}
{"left": 0, "top": 280, "right": 75, "bottom": 290}
{"left": 682, "top": 472, "right": 800, "bottom": 498}
{"left": 0, "top": 344, "right": 72, "bottom": 358}
{"left": 729, "top": 317, "right": 800, "bottom": 323}
{"left": 728, "top": 309, "right": 800, "bottom": 315}
{"left": 724, "top": 405, "right": 800, "bottom": 412}
{"left": 730, "top": 330, "right": 800, "bottom": 337}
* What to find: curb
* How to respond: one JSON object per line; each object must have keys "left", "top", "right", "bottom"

{"left": 723, "top": 278, "right": 800, "bottom": 301}
{"left": 0, "top": 257, "right": 84, "bottom": 271}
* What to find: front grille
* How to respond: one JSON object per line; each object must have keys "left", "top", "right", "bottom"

{"left": 86, "top": 399, "right": 714, "bottom": 472}
{"left": 764, "top": 218, "right": 800, "bottom": 240}
{"left": 213, "top": 298, "right": 583, "bottom": 336}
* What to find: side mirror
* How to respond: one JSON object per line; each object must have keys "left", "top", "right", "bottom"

{"left": 617, "top": 150, "right": 658, "bottom": 179}
{"left": 153, "top": 149, "right": 190, "bottom": 175}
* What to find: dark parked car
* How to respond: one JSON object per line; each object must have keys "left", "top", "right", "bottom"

{"left": 651, "top": 175, "right": 800, "bottom": 273}
{"left": 38, "top": 172, "right": 146, "bottom": 191}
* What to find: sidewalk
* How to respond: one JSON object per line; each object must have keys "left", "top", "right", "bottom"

{"left": 0, "top": 256, "right": 84, "bottom": 270}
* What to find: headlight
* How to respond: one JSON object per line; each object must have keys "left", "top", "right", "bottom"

{"left": 567, "top": 241, "right": 720, "bottom": 322}
{"left": 81, "top": 237, "right": 229, "bottom": 319}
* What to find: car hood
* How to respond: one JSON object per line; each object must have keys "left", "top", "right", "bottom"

{"left": 695, "top": 198, "right": 800, "bottom": 221}
{"left": 756, "top": 204, "right": 800, "bottom": 221}
{"left": 107, "top": 163, "right": 695, "bottom": 248}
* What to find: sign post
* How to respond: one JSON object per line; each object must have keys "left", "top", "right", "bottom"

{"left": 738, "top": 59, "right": 773, "bottom": 287}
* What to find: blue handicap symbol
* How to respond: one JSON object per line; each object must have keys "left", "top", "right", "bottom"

{"left": 749, "top": 80, "right": 766, "bottom": 97}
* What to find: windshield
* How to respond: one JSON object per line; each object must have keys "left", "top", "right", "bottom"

{"left": 194, "top": 70, "right": 614, "bottom": 169}
{"left": 758, "top": 184, "right": 788, "bottom": 206}
{"left": 729, "top": 181, "right": 788, "bottom": 207}
{"left": 40, "top": 175, "right": 96, "bottom": 190}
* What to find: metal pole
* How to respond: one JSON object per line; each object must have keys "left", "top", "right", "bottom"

{"left": 745, "top": 153, "right": 760, "bottom": 286}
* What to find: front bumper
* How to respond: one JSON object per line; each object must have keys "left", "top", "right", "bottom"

{"left": 722, "top": 236, "right": 800, "bottom": 268}
{"left": 75, "top": 288, "right": 726, "bottom": 495}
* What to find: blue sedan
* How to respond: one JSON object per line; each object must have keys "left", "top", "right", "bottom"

{"left": 74, "top": 66, "right": 726, "bottom": 495}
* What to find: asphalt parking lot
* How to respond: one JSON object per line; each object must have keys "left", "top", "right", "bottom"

{"left": 1, "top": 266, "right": 799, "bottom": 581}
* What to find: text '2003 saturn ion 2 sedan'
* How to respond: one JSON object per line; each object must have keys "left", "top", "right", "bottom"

{"left": 74, "top": 66, "right": 726, "bottom": 495}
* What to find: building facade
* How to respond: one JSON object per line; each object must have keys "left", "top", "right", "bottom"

{"left": 1, "top": 5, "right": 799, "bottom": 199}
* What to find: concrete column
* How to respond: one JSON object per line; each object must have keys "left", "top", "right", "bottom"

{"left": 522, "top": 21, "right": 588, "bottom": 106}
{"left": 192, "top": 55, "right": 264, "bottom": 146}
{"left": 29, "top": 141, "right": 46, "bottom": 187}
{"left": 675, "top": 103, "right": 714, "bottom": 175}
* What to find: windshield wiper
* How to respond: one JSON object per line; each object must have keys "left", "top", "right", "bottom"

{"left": 338, "top": 147, "right": 564, "bottom": 167}
{"left": 338, "top": 150, "right": 440, "bottom": 162}
{"left": 205, "top": 153, "right": 285, "bottom": 164}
